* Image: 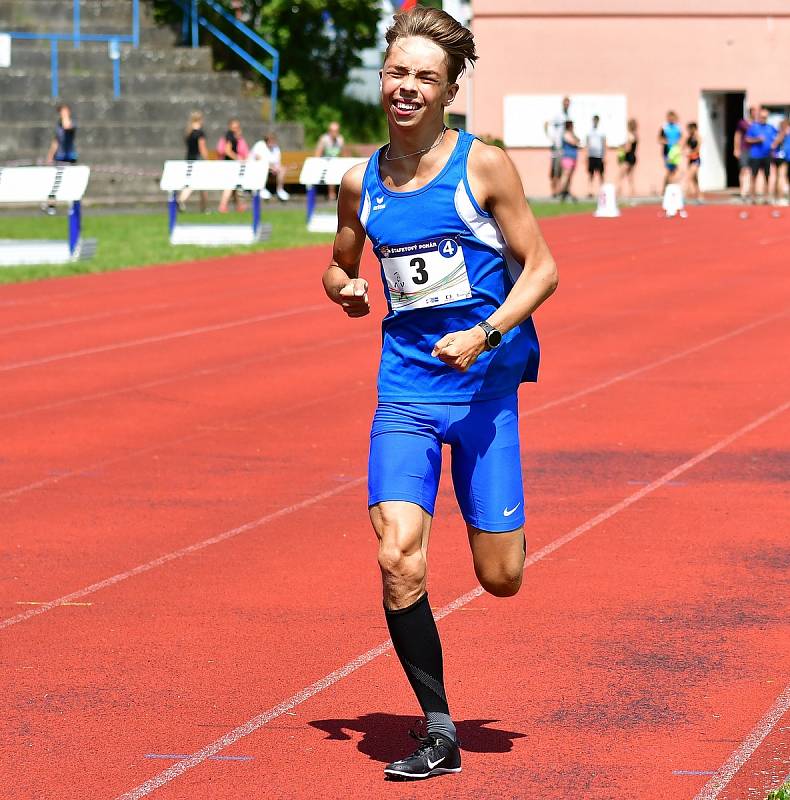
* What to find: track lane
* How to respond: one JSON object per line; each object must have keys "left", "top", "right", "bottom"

{"left": 4, "top": 332, "right": 787, "bottom": 798}
{"left": 2, "top": 206, "right": 788, "bottom": 798}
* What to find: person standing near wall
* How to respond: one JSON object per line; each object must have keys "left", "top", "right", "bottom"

{"left": 544, "top": 96, "right": 571, "bottom": 198}
{"left": 178, "top": 110, "right": 209, "bottom": 213}
{"left": 44, "top": 104, "right": 78, "bottom": 215}
{"left": 315, "top": 121, "right": 345, "bottom": 201}
{"left": 770, "top": 119, "right": 789, "bottom": 206}
{"left": 658, "top": 110, "right": 682, "bottom": 191}
{"left": 585, "top": 115, "right": 606, "bottom": 198}
{"left": 617, "top": 118, "right": 638, "bottom": 199}
{"left": 559, "top": 119, "right": 580, "bottom": 202}
{"left": 744, "top": 107, "right": 776, "bottom": 205}
{"left": 683, "top": 121, "right": 702, "bottom": 204}
{"left": 734, "top": 106, "right": 757, "bottom": 202}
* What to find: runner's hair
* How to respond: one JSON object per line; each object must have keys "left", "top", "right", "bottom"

{"left": 385, "top": 7, "right": 477, "bottom": 84}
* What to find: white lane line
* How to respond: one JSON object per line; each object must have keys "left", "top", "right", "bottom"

{"left": 520, "top": 310, "right": 788, "bottom": 420}
{"left": 0, "top": 304, "right": 326, "bottom": 373}
{"left": 0, "top": 329, "right": 375, "bottom": 424}
{"left": 0, "top": 476, "right": 366, "bottom": 632}
{"left": 0, "top": 308, "right": 782, "bottom": 497}
{"left": 115, "top": 398, "right": 789, "bottom": 800}
{"left": 692, "top": 683, "right": 790, "bottom": 800}
{"left": 0, "top": 303, "right": 173, "bottom": 337}
{"left": 0, "top": 382, "right": 362, "bottom": 501}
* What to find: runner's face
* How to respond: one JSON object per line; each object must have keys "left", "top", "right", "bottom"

{"left": 381, "top": 37, "right": 457, "bottom": 129}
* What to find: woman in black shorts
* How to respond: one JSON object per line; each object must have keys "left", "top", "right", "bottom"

{"left": 178, "top": 110, "right": 209, "bottom": 212}
{"left": 617, "top": 118, "right": 638, "bottom": 198}
{"left": 684, "top": 121, "right": 702, "bottom": 203}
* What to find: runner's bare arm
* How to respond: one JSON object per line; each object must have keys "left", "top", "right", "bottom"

{"left": 322, "top": 163, "right": 371, "bottom": 318}
{"left": 476, "top": 144, "right": 558, "bottom": 335}
{"left": 432, "top": 141, "right": 557, "bottom": 371}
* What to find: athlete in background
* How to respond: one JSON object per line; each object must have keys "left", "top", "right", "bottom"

{"left": 683, "top": 121, "right": 702, "bottom": 203}
{"left": 322, "top": 6, "right": 557, "bottom": 782}
{"left": 659, "top": 110, "right": 682, "bottom": 191}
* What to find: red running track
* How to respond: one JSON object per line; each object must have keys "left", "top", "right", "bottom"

{"left": 1, "top": 205, "right": 788, "bottom": 800}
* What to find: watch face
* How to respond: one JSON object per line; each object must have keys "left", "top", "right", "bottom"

{"left": 488, "top": 328, "right": 503, "bottom": 348}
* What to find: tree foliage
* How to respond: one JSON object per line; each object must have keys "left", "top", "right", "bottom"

{"left": 151, "top": 0, "right": 385, "bottom": 142}
{"left": 250, "top": 0, "right": 384, "bottom": 141}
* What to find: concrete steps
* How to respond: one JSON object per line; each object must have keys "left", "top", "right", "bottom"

{"left": 7, "top": 43, "right": 214, "bottom": 73}
{"left": 0, "top": 68, "right": 247, "bottom": 97}
{"left": 0, "top": 0, "right": 166, "bottom": 37}
{"left": 1, "top": 121, "right": 303, "bottom": 159}
{"left": 1, "top": 0, "right": 302, "bottom": 205}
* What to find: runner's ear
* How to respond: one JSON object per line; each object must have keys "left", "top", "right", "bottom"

{"left": 444, "top": 82, "right": 459, "bottom": 106}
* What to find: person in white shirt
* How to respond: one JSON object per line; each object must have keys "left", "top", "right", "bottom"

{"left": 248, "top": 133, "right": 290, "bottom": 201}
{"left": 264, "top": 133, "right": 289, "bottom": 201}
{"left": 544, "top": 96, "right": 571, "bottom": 198}
{"left": 585, "top": 115, "right": 607, "bottom": 198}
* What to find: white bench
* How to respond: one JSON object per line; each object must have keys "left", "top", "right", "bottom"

{"left": 299, "top": 157, "right": 368, "bottom": 233}
{"left": 0, "top": 166, "right": 95, "bottom": 266}
{"left": 160, "top": 160, "right": 272, "bottom": 246}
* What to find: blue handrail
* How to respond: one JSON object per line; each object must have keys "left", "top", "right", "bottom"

{"left": 175, "top": 0, "right": 279, "bottom": 122}
{"left": 0, "top": 0, "right": 140, "bottom": 98}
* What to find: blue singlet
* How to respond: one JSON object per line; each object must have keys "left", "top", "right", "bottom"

{"left": 358, "top": 129, "right": 540, "bottom": 403}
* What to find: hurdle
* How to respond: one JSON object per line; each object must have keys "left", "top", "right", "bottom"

{"left": 159, "top": 161, "right": 272, "bottom": 246}
{"left": 299, "top": 157, "right": 367, "bottom": 233}
{"left": 0, "top": 166, "right": 94, "bottom": 266}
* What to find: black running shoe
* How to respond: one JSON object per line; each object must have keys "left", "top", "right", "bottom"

{"left": 384, "top": 731, "right": 461, "bottom": 781}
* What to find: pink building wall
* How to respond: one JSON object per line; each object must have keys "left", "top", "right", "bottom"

{"left": 464, "top": 0, "right": 790, "bottom": 196}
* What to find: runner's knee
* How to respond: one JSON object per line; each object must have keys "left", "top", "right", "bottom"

{"left": 373, "top": 507, "right": 426, "bottom": 591}
{"left": 475, "top": 553, "right": 524, "bottom": 597}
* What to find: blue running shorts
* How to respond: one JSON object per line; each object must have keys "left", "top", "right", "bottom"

{"left": 368, "top": 394, "right": 525, "bottom": 532}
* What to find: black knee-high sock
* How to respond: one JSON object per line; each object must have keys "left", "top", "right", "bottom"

{"left": 385, "top": 593, "right": 456, "bottom": 742}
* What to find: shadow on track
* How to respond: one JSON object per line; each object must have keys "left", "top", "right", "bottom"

{"left": 309, "top": 713, "right": 527, "bottom": 763}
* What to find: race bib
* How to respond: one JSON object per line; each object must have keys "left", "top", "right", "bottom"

{"left": 377, "top": 237, "right": 471, "bottom": 312}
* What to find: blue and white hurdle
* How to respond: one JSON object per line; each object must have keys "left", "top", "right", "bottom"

{"left": 0, "top": 165, "right": 94, "bottom": 266}
{"left": 159, "top": 160, "right": 272, "bottom": 246}
{"left": 299, "top": 157, "right": 367, "bottom": 233}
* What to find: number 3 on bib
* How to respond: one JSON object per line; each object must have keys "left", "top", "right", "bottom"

{"left": 378, "top": 236, "right": 472, "bottom": 312}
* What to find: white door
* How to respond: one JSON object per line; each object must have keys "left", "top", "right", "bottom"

{"left": 698, "top": 92, "right": 727, "bottom": 191}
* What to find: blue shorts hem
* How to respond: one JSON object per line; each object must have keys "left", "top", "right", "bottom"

{"left": 463, "top": 513, "right": 525, "bottom": 532}
{"left": 368, "top": 491, "right": 435, "bottom": 517}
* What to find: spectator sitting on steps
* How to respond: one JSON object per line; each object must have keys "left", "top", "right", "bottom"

{"left": 249, "top": 132, "right": 290, "bottom": 202}
{"left": 218, "top": 118, "right": 249, "bottom": 213}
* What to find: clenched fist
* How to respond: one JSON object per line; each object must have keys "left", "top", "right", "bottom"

{"left": 337, "top": 278, "right": 370, "bottom": 318}
{"left": 432, "top": 326, "right": 487, "bottom": 372}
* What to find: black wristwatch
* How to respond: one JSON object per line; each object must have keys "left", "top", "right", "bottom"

{"left": 477, "top": 320, "right": 503, "bottom": 350}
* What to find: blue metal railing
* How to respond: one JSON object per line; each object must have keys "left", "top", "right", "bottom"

{"left": 0, "top": 0, "right": 140, "bottom": 99}
{"left": 175, "top": 0, "right": 279, "bottom": 122}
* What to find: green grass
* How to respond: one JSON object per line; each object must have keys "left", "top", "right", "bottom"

{"left": 0, "top": 201, "right": 595, "bottom": 285}
{"left": 767, "top": 780, "right": 790, "bottom": 800}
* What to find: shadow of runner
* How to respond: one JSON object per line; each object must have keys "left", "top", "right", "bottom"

{"left": 309, "top": 713, "right": 527, "bottom": 763}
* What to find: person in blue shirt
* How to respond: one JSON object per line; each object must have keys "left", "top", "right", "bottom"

{"left": 658, "top": 110, "right": 682, "bottom": 192}
{"left": 745, "top": 107, "right": 778, "bottom": 204}
{"left": 322, "top": 5, "right": 558, "bottom": 782}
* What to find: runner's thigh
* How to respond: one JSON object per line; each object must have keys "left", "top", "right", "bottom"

{"left": 447, "top": 394, "right": 525, "bottom": 533}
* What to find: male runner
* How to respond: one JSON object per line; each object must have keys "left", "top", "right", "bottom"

{"left": 322, "top": 6, "right": 558, "bottom": 781}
